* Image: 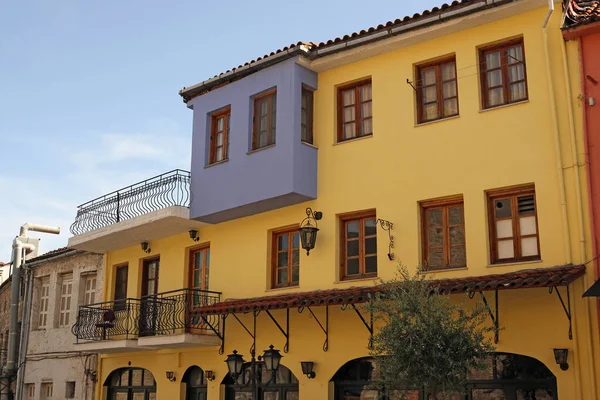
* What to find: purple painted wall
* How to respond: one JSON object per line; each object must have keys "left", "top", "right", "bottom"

{"left": 187, "top": 57, "right": 318, "bottom": 223}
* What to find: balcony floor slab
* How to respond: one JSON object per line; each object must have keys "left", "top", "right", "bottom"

{"left": 68, "top": 206, "right": 207, "bottom": 253}
{"left": 137, "top": 333, "right": 221, "bottom": 349}
{"left": 74, "top": 339, "right": 149, "bottom": 353}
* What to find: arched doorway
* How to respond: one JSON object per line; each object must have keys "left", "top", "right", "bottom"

{"left": 105, "top": 367, "right": 156, "bottom": 400}
{"left": 222, "top": 362, "right": 299, "bottom": 399}
{"left": 182, "top": 366, "right": 208, "bottom": 400}
{"left": 331, "top": 353, "right": 558, "bottom": 400}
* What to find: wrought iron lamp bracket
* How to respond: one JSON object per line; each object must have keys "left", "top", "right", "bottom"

{"left": 301, "top": 208, "right": 322, "bottom": 228}
{"left": 376, "top": 218, "right": 395, "bottom": 260}
{"left": 406, "top": 78, "right": 418, "bottom": 92}
{"left": 298, "top": 305, "right": 329, "bottom": 352}
{"left": 478, "top": 290, "right": 499, "bottom": 344}
{"left": 549, "top": 286, "right": 572, "bottom": 340}
{"left": 264, "top": 309, "right": 290, "bottom": 353}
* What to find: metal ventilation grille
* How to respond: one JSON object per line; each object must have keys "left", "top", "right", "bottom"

{"left": 518, "top": 195, "right": 535, "bottom": 215}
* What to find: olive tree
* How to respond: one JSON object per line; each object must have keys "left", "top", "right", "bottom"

{"left": 368, "top": 265, "right": 496, "bottom": 400}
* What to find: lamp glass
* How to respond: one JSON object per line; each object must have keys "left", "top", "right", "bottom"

{"left": 225, "top": 351, "right": 244, "bottom": 377}
{"left": 300, "top": 361, "right": 314, "bottom": 376}
{"left": 262, "top": 345, "right": 282, "bottom": 372}
{"left": 553, "top": 348, "right": 568, "bottom": 364}
{"left": 299, "top": 226, "right": 319, "bottom": 254}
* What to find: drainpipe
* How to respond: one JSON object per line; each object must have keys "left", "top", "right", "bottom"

{"left": 15, "top": 263, "right": 34, "bottom": 400}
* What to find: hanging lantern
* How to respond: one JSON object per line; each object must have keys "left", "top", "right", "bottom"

{"left": 261, "top": 345, "right": 283, "bottom": 372}
{"left": 225, "top": 350, "right": 245, "bottom": 379}
{"left": 299, "top": 208, "right": 322, "bottom": 256}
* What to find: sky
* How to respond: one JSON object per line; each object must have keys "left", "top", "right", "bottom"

{"left": 0, "top": 0, "right": 442, "bottom": 262}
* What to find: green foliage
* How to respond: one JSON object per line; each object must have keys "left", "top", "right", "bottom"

{"left": 368, "top": 265, "right": 496, "bottom": 400}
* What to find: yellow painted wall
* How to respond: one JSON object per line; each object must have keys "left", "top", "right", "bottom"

{"left": 97, "top": 4, "right": 600, "bottom": 399}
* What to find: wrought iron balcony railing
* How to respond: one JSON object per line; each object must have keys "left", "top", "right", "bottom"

{"left": 69, "top": 169, "right": 191, "bottom": 235}
{"left": 71, "top": 289, "right": 222, "bottom": 343}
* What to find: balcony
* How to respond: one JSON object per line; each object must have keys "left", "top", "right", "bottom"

{"left": 67, "top": 170, "right": 206, "bottom": 252}
{"left": 72, "top": 289, "right": 222, "bottom": 353}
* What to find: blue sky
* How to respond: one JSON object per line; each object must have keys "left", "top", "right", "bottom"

{"left": 0, "top": 0, "right": 442, "bottom": 262}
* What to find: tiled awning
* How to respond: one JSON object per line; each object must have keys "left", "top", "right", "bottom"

{"left": 196, "top": 264, "right": 585, "bottom": 316}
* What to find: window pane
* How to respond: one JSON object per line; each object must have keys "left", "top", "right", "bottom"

{"left": 442, "top": 82, "right": 457, "bottom": 98}
{"left": 508, "top": 63, "right": 525, "bottom": 83}
{"left": 485, "top": 51, "right": 501, "bottom": 69}
{"left": 343, "top": 89, "right": 355, "bottom": 105}
{"left": 516, "top": 389, "right": 553, "bottom": 400}
{"left": 487, "top": 70, "right": 503, "bottom": 87}
{"left": 277, "top": 269, "right": 288, "bottom": 285}
{"left": 131, "top": 370, "right": 142, "bottom": 386}
{"left": 347, "top": 240, "right": 359, "bottom": 257}
{"left": 424, "top": 86, "right": 437, "bottom": 102}
{"left": 473, "top": 389, "right": 506, "bottom": 400}
{"left": 449, "top": 206, "right": 464, "bottom": 225}
{"left": 365, "top": 237, "right": 377, "bottom": 255}
{"left": 518, "top": 195, "right": 536, "bottom": 214}
{"left": 260, "top": 100, "right": 268, "bottom": 116}
{"left": 428, "top": 247, "right": 444, "bottom": 267}
{"left": 497, "top": 239, "right": 515, "bottom": 259}
{"left": 347, "top": 259, "right": 360, "bottom": 275}
{"left": 360, "top": 85, "right": 372, "bottom": 101}
{"left": 520, "top": 215, "right": 537, "bottom": 235}
{"left": 301, "top": 125, "right": 308, "bottom": 141}
{"left": 424, "top": 103, "right": 438, "bottom": 121}
{"left": 421, "top": 68, "right": 436, "bottom": 85}
{"left": 259, "top": 131, "right": 268, "bottom": 147}
{"left": 365, "top": 219, "right": 377, "bottom": 236}
{"left": 510, "top": 82, "right": 527, "bottom": 102}
{"left": 217, "top": 117, "right": 224, "bottom": 131}
{"left": 507, "top": 44, "right": 523, "bottom": 64}
{"left": 428, "top": 228, "right": 444, "bottom": 246}
{"left": 278, "top": 234, "right": 289, "bottom": 251}
{"left": 286, "top": 392, "right": 299, "bottom": 400}
{"left": 347, "top": 221, "right": 359, "bottom": 238}
{"left": 344, "top": 107, "right": 355, "bottom": 122}
{"left": 264, "top": 392, "right": 280, "bottom": 400}
{"left": 428, "top": 209, "right": 443, "bottom": 226}
{"left": 495, "top": 198, "right": 512, "bottom": 218}
{"left": 292, "top": 250, "right": 299, "bottom": 266}
{"left": 444, "top": 99, "right": 458, "bottom": 117}
{"left": 278, "top": 252, "right": 288, "bottom": 267}
{"left": 496, "top": 220, "right": 513, "bottom": 239}
{"left": 292, "top": 233, "right": 299, "bottom": 248}
{"left": 441, "top": 62, "right": 456, "bottom": 81}
{"left": 450, "top": 246, "right": 466, "bottom": 267}
{"left": 216, "top": 147, "right": 223, "bottom": 161}
{"left": 365, "top": 256, "right": 377, "bottom": 273}
{"left": 216, "top": 132, "right": 223, "bottom": 146}
{"left": 362, "top": 119, "right": 373, "bottom": 135}
{"left": 449, "top": 226, "right": 465, "bottom": 245}
{"left": 487, "top": 87, "right": 504, "bottom": 107}
{"left": 521, "top": 237, "right": 539, "bottom": 257}
{"left": 344, "top": 123, "right": 356, "bottom": 139}
{"left": 361, "top": 102, "right": 372, "bottom": 118}
{"left": 292, "top": 266, "right": 299, "bottom": 284}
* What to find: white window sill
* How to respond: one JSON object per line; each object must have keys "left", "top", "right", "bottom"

{"left": 333, "top": 135, "right": 373, "bottom": 146}
{"left": 265, "top": 285, "right": 300, "bottom": 293}
{"left": 414, "top": 115, "right": 460, "bottom": 127}
{"left": 204, "top": 159, "right": 229, "bottom": 169}
{"left": 487, "top": 259, "right": 543, "bottom": 268}
{"left": 247, "top": 144, "right": 276, "bottom": 155}
{"left": 301, "top": 141, "right": 318, "bottom": 150}
{"left": 479, "top": 99, "right": 529, "bottom": 113}
{"left": 333, "top": 276, "right": 379, "bottom": 284}
{"left": 420, "top": 266, "right": 468, "bottom": 275}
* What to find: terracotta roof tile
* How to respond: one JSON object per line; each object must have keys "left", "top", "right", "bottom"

{"left": 196, "top": 264, "right": 585, "bottom": 315}
{"left": 563, "top": 0, "right": 600, "bottom": 27}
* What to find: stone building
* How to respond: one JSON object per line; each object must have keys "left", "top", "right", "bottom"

{"left": 20, "top": 248, "right": 103, "bottom": 400}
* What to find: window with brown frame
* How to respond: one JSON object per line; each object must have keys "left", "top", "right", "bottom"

{"left": 417, "top": 57, "right": 458, "bottom": 123}
{"left": 272, "top": 227, "right": 300, "bottom": 288}
{"left": 340, "top": 211, "right": 377, "bottom": 280}
{"left": 209, "top": 107, "right": 230, "bottom": 164}
{"left": 301, "top": 87, "right": 314, "bottom": 144}
{"left": 487, "top": 185, "right": 540, "bottom": 264}
{"left": 337, "top": 79, "right": 372, "bottom": 142}
{"left": 480, "top": 38, "right": 528, "bottom": 109}
{"left": 252, "top": 89, "right": 277, "bottom": 150}
{"left": 421, "top": 197, "right": 466, "bottom": 270}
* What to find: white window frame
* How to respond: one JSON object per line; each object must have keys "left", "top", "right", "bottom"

{"left": 41, "top": 382, "right": 53, "bottom": 400}
{"left": 38, "top": 278, "right": 50, "bottom": 328}
{"left": 59, "top": 275, "right": 73, "bottom": 327}
{"left": 83, "top": 274, "right": 97, "bottom": 305}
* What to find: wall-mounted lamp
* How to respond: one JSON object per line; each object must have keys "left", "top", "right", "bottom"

{"left": 376, "top": 219, "right": 394, "bottom": 260}
{"left": 189, "top": 230, "right": 200, "bottom": 242}
{"left": 553, "top": 348, "right": 569, "bottom": 371}
{"left": 300, "top": 361, "right": 316, "bottom": 379}
{"left": 204, "top": 370, "right": 215, "bottom": 381}
{"left": 299, "top": 208, "right": 322, "bottom": 256}
{"left": 165, "top": 371, "right": 176, "bottom": 382}
{"left": 140, "top": 242, "right": 151, "bottom": 254}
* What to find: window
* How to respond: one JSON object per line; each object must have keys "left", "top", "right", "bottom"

{"left": 209, "top": 107, "right": 230, "bottom": 164}
{"left": 417, "top": 57, "right": 458, "bottom": 123}
{"left": 41, "top": 382, "right": 53, "bottom": 400}
{"left": 252, "top": 89, "right": 277, "bottom": 150}
{"left": 25, "top": 384, "right": 34, "bottom": 400}
{"left": 82, "top": 273, "right": 97, "bottom": 305}
{"left": 421, "top": 197, "right": 466, "bottom": 270}
{"left": 301, "top": 88, "right": 314, "bottom": 144}
{"left": 38, "top": 278, "right": 50, "bottom": 328}
{"left": 487, "top": 185, "right": 540, "bottom": 264}
{"left": 337, "top": 79, "right": 372, "bottom": 142}
{"left": 340, "top": 211, "right": 377, "bottom": 280}
{"left": 65, "top": 382, "right": 75, "bottom": 399}
{"left": 114, "top": 264, "right": 128, "bottom": 311}
{"left": 272, "top": 228, "right": 300, "bottom": 288}
{"left": 59, "top": 274, "right": 73, "bottom": 327}
{"left": 480, "top": 38, "right": 528, "bottom": 109}
{"left": 189, "top": 247, "right": 210, "bottom": 292}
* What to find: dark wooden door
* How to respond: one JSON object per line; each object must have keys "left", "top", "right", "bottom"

{"left": 140, "top": 258, "right": 159, "bottom": 336}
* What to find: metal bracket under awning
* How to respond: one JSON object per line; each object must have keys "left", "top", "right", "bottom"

{"left": 470, "top": 290, "right": 499, "bottom": 344}
{"left": 342, "top": 303, "right": 374, "bottom": 349}
{"left": 298, "top": 305, "right": 328, "bottom": 352}
{"left": 549, "top": 286, "right": 572, "bottom": 340}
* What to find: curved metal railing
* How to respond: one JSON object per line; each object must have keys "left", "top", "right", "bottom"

{"left": 69, "top": 169, "right": 191, "bottom": 235}
{"left": 72, "top": 289, "right": 222, "bottom": 343}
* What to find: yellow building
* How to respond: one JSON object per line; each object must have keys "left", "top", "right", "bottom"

{"left": 67, "top": 0, "right": 600, "bottom": 399}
